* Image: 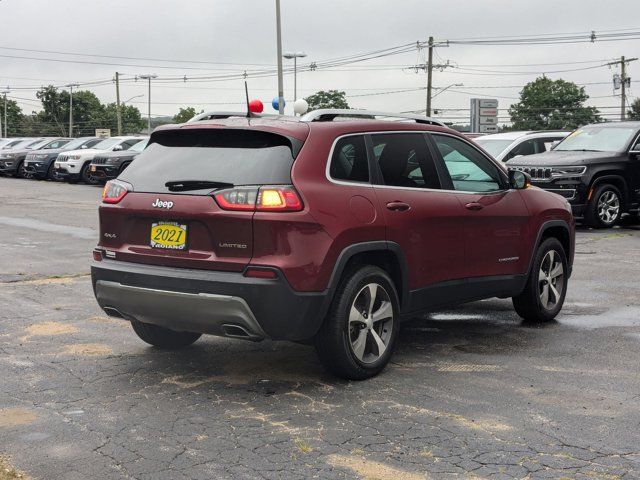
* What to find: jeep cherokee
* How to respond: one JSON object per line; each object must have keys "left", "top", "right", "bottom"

{"left": 23, "top": 137, "right": 102, "bottom": 180}
{"left": 89, "top": 137, "right": 148, "bottom": 183}
{"left": 507, "top": 122, "right": 640, "bottom": 228}
{"left": 91, "top": 109, "right": 575, "bottom": 380}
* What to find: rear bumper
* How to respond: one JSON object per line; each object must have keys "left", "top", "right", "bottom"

{"left": 91, "top": 259, "right": 327, "bottom": 341}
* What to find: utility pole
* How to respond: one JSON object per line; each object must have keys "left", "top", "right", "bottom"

{"left": 410, "top": 39, "right": 450, "bottom": 116}
{"left": 115, "top": 72, "right": 122, "bottom": 135}
{"left": 0, "top": 88, "right": 8, "bottom": 138}
{"left": 426, "top": 36, "right": 434, "bottom": 117}
{"left": 66, "top": 83, "right": 79, "bottom": 137}
{"left": 139, "top": 74, "right": 157, "bottom": 133}
{"left": 607, "top": 56, "right": 637, "bottom": 121}
{"left": 275, "top": 0, "right": 285, "bottom": 115}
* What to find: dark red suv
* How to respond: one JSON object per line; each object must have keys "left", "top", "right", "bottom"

{"left": 92, "top": 110, "right": 575, "bottom": 380}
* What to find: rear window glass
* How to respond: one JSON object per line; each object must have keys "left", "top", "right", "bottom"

{"left": 120, "top": 129, "right": 300, "bottom": 194}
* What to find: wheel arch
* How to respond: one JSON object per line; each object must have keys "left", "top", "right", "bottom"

{"left": 528, "top": 220, "right": 573, "bottom": 279}
{"left": 589, "top": 173, "right": 629, "bottom": 209}
{"left": 322, "top": 241, "right": 410, "bottom": 315}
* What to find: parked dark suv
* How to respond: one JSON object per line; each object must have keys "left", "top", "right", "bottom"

{"left": 507, "top": 122, "right": 640, "bottom": 228}
{"left": 89, "top": 137, "right": 148, "bottom": 182}
{"left": 92, "top": 109, "right": 575, "bottom": 379}
{"left": 23, "top": 137, "right": 102, "bottom": 180}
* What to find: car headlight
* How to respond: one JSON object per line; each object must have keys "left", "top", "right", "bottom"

{"left": 68, "top": 154, "right": 82, "bottom": 160}
{"left": 106, "top": 158, "right": 118, "bottom": 164}
{"left": 36, "top": 154, "right": 50, "bottom": 160}
{"left": 550, "top": 166, "right": 587, "bottom": 178}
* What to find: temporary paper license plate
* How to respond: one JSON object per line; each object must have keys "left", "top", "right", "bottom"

{"left": 150, "top": 222, "right": 188, "bottom": 250}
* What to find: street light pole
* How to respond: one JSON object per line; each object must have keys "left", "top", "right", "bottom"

{"left": 139, "top": 74, "right": 157, "bottom": 132}
{"left": 275, "top": 0, "right": 284, "bottom": 115}
{"left": 283, "top": 52, "right": 307, "bottom": 113}
{"left": 65, "top": 83, "right": 79, "bottom": 137}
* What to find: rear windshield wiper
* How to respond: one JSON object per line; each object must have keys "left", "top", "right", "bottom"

{"left": 165, "top": 180, "right": 234, "bottom": 192}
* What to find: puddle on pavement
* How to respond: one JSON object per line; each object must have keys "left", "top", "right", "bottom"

{"left": 559, "top": 306, "right": 640, "bottom": 329}
{"left": 0, "top": 216, "right": 96, "bottom": 240}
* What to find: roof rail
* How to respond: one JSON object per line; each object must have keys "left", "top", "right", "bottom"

{"left": 299, "top": 109, "right": 446, "bottom": 127}
{"left": 187, "top": 111, "right": 252, "bottom": 123}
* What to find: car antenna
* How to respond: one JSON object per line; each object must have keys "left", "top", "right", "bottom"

{"left": 245, "top": 81, "right": 251, "bottom": 118}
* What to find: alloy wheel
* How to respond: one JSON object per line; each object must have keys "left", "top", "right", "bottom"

{"left": 538, "top": 250, "right": 565, "bottom": 310}
{"left": 348, "top": 283, "right": 394, "bottom": 364}
{"left": 597, "top": 190, "right": 620, "bottom": 225}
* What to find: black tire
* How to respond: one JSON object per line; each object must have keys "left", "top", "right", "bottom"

{"left": 130, "top": 320, "right": 201, "bottom": 348}
{"left": 80, "top": 162, "right": 98, "bottom": 185}
{"left": 15, "top": 160, "right": 26, "bottom": 178}
{"left": 513, "top": 238, "right": 568, "bottom": 324}
{"left": 46, "top": 162, "right": 57, "bottom": 180}
{"left": 585, "top": 184, "right": 623, "bottom": 228}
{"left": 314, "top": 265, "right": 400, "bottom": 380}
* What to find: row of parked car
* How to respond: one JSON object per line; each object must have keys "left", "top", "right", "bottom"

{"left": 0, "top": 135, "right": 148, "bottom": 184}
{"left": 2, "top": 120, "right": 640, "bottom": 229}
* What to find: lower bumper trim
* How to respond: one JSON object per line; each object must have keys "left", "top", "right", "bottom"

{"left": 95, "top": 280, "right": 267, "bottom": 341}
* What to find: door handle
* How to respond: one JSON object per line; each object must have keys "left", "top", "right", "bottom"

{"left": 464, "top": 202, "right": 484, "bottom": 211}
{"left": 386, "top": 201, "right": 411, "bottom": 212}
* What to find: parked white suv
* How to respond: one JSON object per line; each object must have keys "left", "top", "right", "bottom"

{"left": 54, "top": 136, "right": 143, "bottom": 184}
{"left": 475, "top": 131, "right": 570, "bottom": 162}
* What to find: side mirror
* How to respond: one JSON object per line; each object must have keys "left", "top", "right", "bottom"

{"left": 629, "top": 149, "right": 640, "bottom": 159}
{"left": 81, "top": 145, "right": 88, "bottom": 149}
{"left": 113, "top": 145, "right": 123, "bottom": 151}
{"left": 549, "top": 140, "right": 561, "bottom": 150}
{"left": 509, "top": 169, "right": 531, "bottom": 190}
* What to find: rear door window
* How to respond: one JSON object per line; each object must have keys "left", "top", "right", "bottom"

{"left": 120, "top": 129, "right": 301, "bottom": 194}
{"left": 371, "top": 133, "right": 440, "bottom": 189}
{"left": 329, "top": 135, "right": 369, "bottom": 183}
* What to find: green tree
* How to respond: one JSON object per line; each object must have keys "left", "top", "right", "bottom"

{"left": 35, "top": 86, "right": 106, "bottom": 136}
{"left": 305, "top": 90, "right": 349, "bottom": 111}
{"left": 509, "top": 77, "right": 600, "bottom": 130}
{"left": 0, "top": 98, "right": 24, "bottom": 136}
{"left": 173, "top": 107, "right": 202, "bottom": 124}
{"left": 627, "top": 98, "right": 640, "bottom": 120}
{"left": 102, "top": 103, "right": 145, "bottom": 134}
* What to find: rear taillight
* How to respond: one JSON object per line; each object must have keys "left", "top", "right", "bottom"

{"left": 213, "top": 186, "right": 303, "bottom": 212}
{"left": 102, "top": 180, "right": 130, "bottom": 204}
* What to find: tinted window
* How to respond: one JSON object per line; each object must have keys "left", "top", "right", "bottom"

{"left": 371, "top": 133, "right": 439, "bottom": 189}
{"left": 42, "top": 139, "right": 70, "bottom": 149}
{"left": 120, "top": 129, "right": 298, "bottom": 194}
{"left": 474, "top": 138, "right": 513, "bottom": 158}
{"left": 509, "top": 139, "right": 536, "bottom": 158}
{"left": 329, "top": 136, "right": 369, "bottom": 183}
{"left": 434, "top": 135, "right": 503, "bottom": 193}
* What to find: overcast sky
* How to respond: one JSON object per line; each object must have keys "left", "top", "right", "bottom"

{"left": 1, "top": 0, "right": 639, "bottom": 123}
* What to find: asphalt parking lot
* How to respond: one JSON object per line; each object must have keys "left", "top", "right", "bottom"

{"left": 1, "top": 176, "right": 639, "bottom": 480}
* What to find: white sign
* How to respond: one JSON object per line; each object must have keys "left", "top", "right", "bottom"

{"left": 470, "top": 98, "right": 499, "bottom": 133}
{"left": 480, "top": 116, "right": 498, "bottom": 125}
{"left": 95, "top": 129, "right": 111, "bottom": 138}
{"left": 479, "top": 99, "right": 498, "bottom": 108}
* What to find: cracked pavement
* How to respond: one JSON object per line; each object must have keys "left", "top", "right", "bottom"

{"left": 1, "top": 177, "right": 639, "bottom": 479}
